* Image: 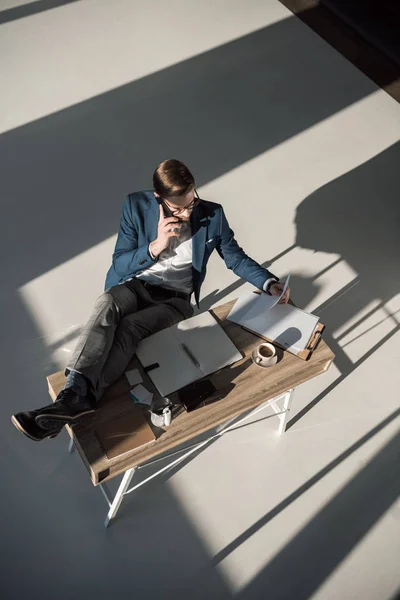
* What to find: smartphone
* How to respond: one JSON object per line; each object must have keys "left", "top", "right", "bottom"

{"left": 159, "top": 200, "right": 183, "bottom": 223}
{"left": 178, "top": 379, "right": 218, "bottom": 412}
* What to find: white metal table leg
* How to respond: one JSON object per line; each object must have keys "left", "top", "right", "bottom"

{"left": 104, "top": 467, "right": 137, "bottom": 528}
{"left": 271, "top": 389, "right": 295, "bottom": 435}
{"left": 66, "top": 388, "right": 296, "bottom": 526}
{"left": 122, "top": 391, "right": 295, "bottom": 498}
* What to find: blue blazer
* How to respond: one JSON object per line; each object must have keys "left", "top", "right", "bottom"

{"left": 105, "top": 191, "right": 276, "bottom": 306}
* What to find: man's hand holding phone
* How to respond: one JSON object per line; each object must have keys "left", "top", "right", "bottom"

{"left": 149, "top": 204, "right": 182, "bottom": 258}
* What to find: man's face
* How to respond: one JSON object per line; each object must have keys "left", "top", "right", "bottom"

{"left": 155, "top": 188, "right": 196, "bottom": 221}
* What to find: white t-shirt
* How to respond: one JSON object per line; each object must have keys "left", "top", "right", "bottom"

{"left": 136, "top": 220, "right": 193, "bottom": 294}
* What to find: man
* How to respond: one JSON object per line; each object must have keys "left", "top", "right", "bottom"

{"left": 12, "top": 159, "right": 290, "bottom": 442}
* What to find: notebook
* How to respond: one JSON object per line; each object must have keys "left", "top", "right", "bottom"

{"left": 136, "top": 311, "right": 243, "bottom": 396}
{"left": 94, "top": 408, "right": 155, "bottom": 460}
{"left": 227, "top": 292, "right": 320, "bottom": 356}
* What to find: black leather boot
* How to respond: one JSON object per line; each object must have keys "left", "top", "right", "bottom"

{"left": 12, "top": 408, "right": 64, "bottom": 442}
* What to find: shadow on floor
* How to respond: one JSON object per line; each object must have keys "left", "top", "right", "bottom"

{"left": 239, "top": 428, "right": 400, "bottom": 599}
{"left": 287, "top": 141, "right": 400, "bottom": 428}
{"left": 212, "top": 408, "right": 400, "bottom": 567}
{"left": 199, "top": 143, "right": 400, "bottom": 435}
{"left": 0, "top": 0, "right": 79, "bottom": 26}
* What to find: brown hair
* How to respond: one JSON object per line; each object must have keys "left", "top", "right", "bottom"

{"left": 153, "top": 159, "right": 195, "bottom": 198}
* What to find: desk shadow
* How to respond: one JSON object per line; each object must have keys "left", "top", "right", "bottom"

{"left": 159, "top": 352, "right": 287, "bottom": 483}
{"left": 238, "top": 428, "right": 400, "bottom": 599}
{"left": 150, "top": 360, "right": 254, "bottom": 479}
{"left": 211, "top": 408, "right": 399, "bottom": 568}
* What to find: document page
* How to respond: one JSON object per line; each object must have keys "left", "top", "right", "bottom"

{"left": 177, "top": 311, "right": 242, "bottom": 376}
{"left": 136, "top": 312, "right": 242, "bottom": 396}
{"left": 136, "top": 327, "right": 201, "bottom": 396}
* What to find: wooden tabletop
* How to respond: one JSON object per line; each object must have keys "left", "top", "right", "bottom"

{"left": 47, "top": 299, "right": 334, "bottom": 485}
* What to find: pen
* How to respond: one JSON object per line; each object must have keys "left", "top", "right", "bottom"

{"left": 180, "top": 342, "right": 201, "bottom": 368}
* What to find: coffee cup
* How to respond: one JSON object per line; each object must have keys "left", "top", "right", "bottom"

{"left": 163, "top": 406, "right": 172, "bottom": 426}
{"left": 150, "top": 407, "right": 172, "bottom": 427}
{"left": 150, "top": 397, "right": 173, "bottom": 427}
{"left": 254, "top": 342, "right": 276, "bottom": 367}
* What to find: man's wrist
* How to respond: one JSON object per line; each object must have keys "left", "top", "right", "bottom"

{"left": 149, "top": 240, "right": 164, "bottom": 260}
{"left": 148, "top": 242, "right": 158, "bottom": 260}
{"left": 263, "top": 277, "right": 279, "bottom": 295}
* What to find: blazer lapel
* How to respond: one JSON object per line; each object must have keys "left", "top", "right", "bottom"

{"left": 146, "top": 195, "right": 161, "bottom": 244}
{"left": 191, "top": 202, "right": 208, "bottom": 273}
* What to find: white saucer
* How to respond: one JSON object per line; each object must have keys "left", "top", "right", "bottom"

{"left": 251, "top": 348, "right": 278, "bottom": 368}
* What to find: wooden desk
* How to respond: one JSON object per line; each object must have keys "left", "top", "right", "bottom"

{"left": 47, "top": 299, "right": 334, "bottom": 526}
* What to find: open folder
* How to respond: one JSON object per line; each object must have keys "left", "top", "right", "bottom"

{"left": 227, "top": 292, "right": 323, "bottom": 359}
{"left": 136, "top": 311, "right": 243, "bottom": 396}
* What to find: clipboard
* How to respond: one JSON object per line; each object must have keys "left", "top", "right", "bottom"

{"left": 241, "top": 319, "right": 325, "bottom": 360}
{"left": 227, "top": 293, "right": 325, "bottom": 361}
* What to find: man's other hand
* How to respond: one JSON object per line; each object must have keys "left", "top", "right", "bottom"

{"left": 269, "top": 281, "right": 290, "bottom": 304}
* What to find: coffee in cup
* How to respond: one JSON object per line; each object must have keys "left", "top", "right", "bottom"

{"left": 254, "top": 342, "right": 276, "bottom": 367}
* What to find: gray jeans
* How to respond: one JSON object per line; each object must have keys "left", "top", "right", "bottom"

{"left": 67, "top": 279, "right": 193, "bottom": 401}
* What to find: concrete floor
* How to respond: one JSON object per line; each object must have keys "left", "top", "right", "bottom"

{"left": 1, "top": 1, "right": 399, "bottom": 598}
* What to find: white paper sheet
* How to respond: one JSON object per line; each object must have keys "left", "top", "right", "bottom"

{"left": 227, "top": 282, "right": 319, "bottom": 354}
{"left": 130, "top": 384, "right": 153, "bottom": 406}
{"left": 231, "top": 275, "right": 291, "bottom": 324}
{"left": 125, "top": 368, "right": 143, "bottom": 387}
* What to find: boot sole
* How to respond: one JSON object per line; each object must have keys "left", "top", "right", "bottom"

{"left": 35, "top": 408, "right": 95, "bottom": 426}
{"left": 11, "top": 415, "right": 60, "bottom": 442}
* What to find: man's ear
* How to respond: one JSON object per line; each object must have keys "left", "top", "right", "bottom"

{"left": 154, "top": 191, "right": 160, "bottom": 198}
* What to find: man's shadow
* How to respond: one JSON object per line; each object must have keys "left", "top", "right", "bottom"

{"left": 289, "top": 141, "right": 400, "bottom": 427}
{"left": 199, "top": 142, "right": 399, "bottom": 431}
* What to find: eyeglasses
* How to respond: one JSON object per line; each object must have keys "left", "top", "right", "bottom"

{"left": 162, "top": 189, "right": 201, "bottom": 216}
